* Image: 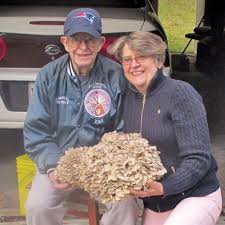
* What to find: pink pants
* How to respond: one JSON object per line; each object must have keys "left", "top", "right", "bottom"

{"left": 142, "top": 188, "right": 222, "bottom": 225}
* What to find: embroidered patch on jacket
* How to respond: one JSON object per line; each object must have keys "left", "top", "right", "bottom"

{"left": 84, "top": 89, "right": 111, "bottom": 118}
{"left": 56, "top": 96, "right": 69, "bottom": 105}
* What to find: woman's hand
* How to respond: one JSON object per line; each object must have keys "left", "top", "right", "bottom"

{"left": 48, "top": 170, "right": 75, "bottom": 192}
{"left": 129, "top": 180, "right": 164, "bottom": 198}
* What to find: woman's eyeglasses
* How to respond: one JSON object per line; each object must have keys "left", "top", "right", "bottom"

{"left": 121, "top": 55, "right": 147, "bottom": 66}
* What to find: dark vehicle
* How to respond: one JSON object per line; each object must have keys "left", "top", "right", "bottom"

{"left": 183, "top": 0, "right": 225, "bottom": 75}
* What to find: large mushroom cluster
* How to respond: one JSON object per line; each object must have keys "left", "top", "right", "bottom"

{"left": 55, "top": 132, "right": 166, "bottom": 203}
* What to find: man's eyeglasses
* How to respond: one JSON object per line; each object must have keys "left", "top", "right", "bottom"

{"left": 121, "top": 56, "right": 147, "bottom": 66}
{"left": 68, "top": 35, "right": 100, "bottom": 48}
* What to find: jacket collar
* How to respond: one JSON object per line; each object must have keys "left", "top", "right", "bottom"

{"left": 66, "top": 54, "right": 101, "bottom": 78}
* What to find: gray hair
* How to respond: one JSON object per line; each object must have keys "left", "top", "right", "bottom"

{"left": 108, "top": 31, "right": 167, "bottom": 67}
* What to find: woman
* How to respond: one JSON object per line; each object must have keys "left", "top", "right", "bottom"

{"left": 108, "top": 31, "right": 222, "bottom": 225}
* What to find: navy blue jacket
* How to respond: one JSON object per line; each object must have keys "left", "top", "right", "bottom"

{"left": 123, "top": 71, "right": 220, "bottom": 212}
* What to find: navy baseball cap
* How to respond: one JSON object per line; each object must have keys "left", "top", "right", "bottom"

{"left": 64, "top": 8, "right": 102, "bottom": 39}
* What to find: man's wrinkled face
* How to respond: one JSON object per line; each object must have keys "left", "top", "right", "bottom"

{"left": 61, "top": 32, "right": 105, "bottom": 73}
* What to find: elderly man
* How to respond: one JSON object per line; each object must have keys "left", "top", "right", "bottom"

{"left": 23, "top": 8, "right": 139, "bottom": 225}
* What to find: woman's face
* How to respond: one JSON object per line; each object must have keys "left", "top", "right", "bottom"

{"left": 121, "top": 44, "right": 158, "bottom": 94}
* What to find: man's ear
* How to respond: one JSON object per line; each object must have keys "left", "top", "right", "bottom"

{"left": 60, "top": 36, "right": 69, "bottom": 52}
{"left": 98, "top": 36, "right": 105, "bottom": 52}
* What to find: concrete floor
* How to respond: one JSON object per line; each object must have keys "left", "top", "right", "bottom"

{"left": 0, "top": 155, "right": 19, "bottom": 213}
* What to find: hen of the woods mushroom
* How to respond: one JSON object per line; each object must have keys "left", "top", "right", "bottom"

{"left": 55, "top": 132, "right": 167, "bottom": 203}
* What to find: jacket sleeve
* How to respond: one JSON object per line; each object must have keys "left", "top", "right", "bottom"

{"left": 23, "top": 69, "right": 63, "bottom": 174}
{"left": 162, "top": 81, "right": 212, "bottom": 196}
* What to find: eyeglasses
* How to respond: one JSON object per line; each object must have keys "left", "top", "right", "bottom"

{"left": 121, "top": 55, "right": 147, "bottom": 66}
{"left": 67, "top": 35, "right": 100, "bottom": 48}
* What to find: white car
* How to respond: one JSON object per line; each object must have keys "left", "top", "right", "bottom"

{"left": 0, "top": 0, "right": 170, "bottom": 128}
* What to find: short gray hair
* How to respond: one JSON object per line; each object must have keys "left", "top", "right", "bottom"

{"left": 108, "top": 31, "right": 167, "bottom": 67}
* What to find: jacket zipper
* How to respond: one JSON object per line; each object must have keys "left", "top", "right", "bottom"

{"left": 140, "top": 94, "right": 146, "bottom": 134}
{"left": 140, "top": 94, "right": 161, "bottom": 213}
{"left": 171, "top": 166, "right": 176, "bottom": 174}
{"left": 157, "top": 201, "right": 161, "bottom": 212}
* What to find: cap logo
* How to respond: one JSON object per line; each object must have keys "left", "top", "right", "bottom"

{"left": 74, "top": 12, "right": 96, "bottom": 24}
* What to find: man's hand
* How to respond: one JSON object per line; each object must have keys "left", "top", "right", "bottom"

{"left": 48, "top": 170, "right": 75, "bottom": 192}
{"left": 129, "top": 180, "right": 164, "bottom": 198}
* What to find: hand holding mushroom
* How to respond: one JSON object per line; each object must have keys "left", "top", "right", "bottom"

{"left": 129, "top": 180, "right": 164, "bottom": 198}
